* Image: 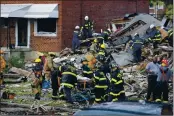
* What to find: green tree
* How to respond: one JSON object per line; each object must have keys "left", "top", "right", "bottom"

{"left": 149, "top": 0, "right": 173, "bottom": 19}
{"left": 165, "top": 4, "right": 173, "bottom": 19}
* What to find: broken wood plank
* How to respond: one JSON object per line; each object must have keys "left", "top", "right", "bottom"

{"left": 1, "top": 102, "right": 30, "bottom": 108}
{"left": 9, "top": 67, "right": 35, "bottom": 79}
{"left": 3, "top": 74, "right": 21, "bottom": 79}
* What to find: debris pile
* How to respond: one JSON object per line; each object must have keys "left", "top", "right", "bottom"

{"left": 0, "top": 13, "right": 173, "bottom": 115}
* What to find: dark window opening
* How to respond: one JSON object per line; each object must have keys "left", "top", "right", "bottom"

{"left": 0, "top": 18, "right": 8, "bottom": 27}
{"left": 37, "top": 19, "right": 56, "bottom": 33}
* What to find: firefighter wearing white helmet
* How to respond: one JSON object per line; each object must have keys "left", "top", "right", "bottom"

{"left": 83, "top": 15, "right": 93, "bottom": 39}
{"left": 75, "top": 26, "right": 80, "bottom": 30}
{"left": 101, "top": 28, "right": 112, "bottom": 42}
{"left": 150, "top": 24, "right": 155, "bottom": 29}
{"left": 72, "top": 25, "right": 81, "bottom": 53}
{"left": 85, "top": 16, "right": 89, "bottom": 21}
{"left": 147, "top": 24, "right": 162, "bottom": 48}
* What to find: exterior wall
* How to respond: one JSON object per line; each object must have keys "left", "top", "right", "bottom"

{"left": 1, "top": 0, "right": 62, "bottom": 52}
{"left": 62, "top": 0, "right": 81, "bottom": 48}
{"left": 1, "top": 0, "right": 149, "bottom": 52}
{"left": 62, "top": 0, "right": 149, "bottom": 48}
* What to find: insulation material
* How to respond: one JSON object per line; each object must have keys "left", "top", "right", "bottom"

{"left": 111, "top": 51, "right": 134, "bottom": 66}
{"left": 112, "top": 36, "right": 132, "bottom": 46}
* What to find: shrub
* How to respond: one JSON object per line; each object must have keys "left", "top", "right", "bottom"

{"left": 8, "top": 52, "right": 25, "bottom": 68}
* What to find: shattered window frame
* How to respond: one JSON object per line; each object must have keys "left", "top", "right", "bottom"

{"left": 34, "top": 18, "right": 57, "bottom": 37}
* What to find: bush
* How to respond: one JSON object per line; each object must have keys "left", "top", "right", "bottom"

{"left": 9, "top": 52, "right": 25, "bottom": 68}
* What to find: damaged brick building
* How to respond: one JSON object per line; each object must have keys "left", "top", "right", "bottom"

{"left": 0, "top": 0, "right": 149, "bottom": 52}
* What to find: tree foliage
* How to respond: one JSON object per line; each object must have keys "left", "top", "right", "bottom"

{"left": 165, "top": 4, "right": 173, "bottom": 19}
{"left": 149, "top": 0, "right": 173, "bottom": 19}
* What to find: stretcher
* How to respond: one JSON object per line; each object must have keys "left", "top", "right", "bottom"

{"left": 77, "top": 75, "right": 93, "bottom": 89}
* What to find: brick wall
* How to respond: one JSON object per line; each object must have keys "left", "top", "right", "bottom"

{"left": 1, "top": 0, "right": 149, "bottom": 52}
{"left": 62, "top": 0, "right": 149, "bottom": 49}
{"left": 61, "top": 0, "right": 81, "bottom": 49}
{"left": 1, "top": 0, "right": 62, "bottom": 52}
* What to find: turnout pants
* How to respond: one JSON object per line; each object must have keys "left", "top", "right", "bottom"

{"left": 146, "top": 75, "right": 157, "bottom": 101}
{"left": 94, "top": 87, "right": 107, "bottom": 103}
{"left": 83, "top": 28, "right": 92, "bottom": 39}
{"left": 108, "top": 89, "right": 125, "bottom": 102}
{"left": 63, "top": 86, "right": 73, "bottom": 103}
{"left": 156, "top": 81, "right": 169, "bottom": 102}
{"left": 72, "top": 39, "right": 80, "bottom": 52}
{"left": 31, "top": 76, "right": 43, "bottom": 100}
{"left": 133, "top": 48, "right": 142, "bottom": 62}
{"left": 51, "top": 70, "right": 59, "bottom": 97}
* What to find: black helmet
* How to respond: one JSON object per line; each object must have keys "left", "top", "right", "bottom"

{"left": 96, "top": 55, "right": 105, "bottom": 62}
{"left": 81, "top": 57, "right": 87, "bottom": 63}
{"left": 110, "top": 61, "right": 118, "bottom": 68}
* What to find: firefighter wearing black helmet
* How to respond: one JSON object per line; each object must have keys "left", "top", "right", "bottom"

{"left": 108, "top": 61, "right": 125, "bottom": 102}
{"left": 94, "top": 61, "right": 108, "bottom": 103}
{"left": 60, "top": 61, "right": 77, "bottom": 104}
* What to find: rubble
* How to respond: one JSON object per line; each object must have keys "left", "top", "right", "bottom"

{"left": 1, "top": 13, "right": 173, "bottom": 115}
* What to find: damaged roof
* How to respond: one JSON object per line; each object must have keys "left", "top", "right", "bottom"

{"left": 112, "top": 14, "right": 162, "bottom": 38}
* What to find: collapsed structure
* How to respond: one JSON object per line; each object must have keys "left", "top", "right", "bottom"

{"left": 0, "top": 13, "right": 173, "bottom": 114}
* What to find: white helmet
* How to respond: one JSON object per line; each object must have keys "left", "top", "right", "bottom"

{"left": 75, "top": 26, "right": 80, "bottom": 29}
{"left": 107, "top": 28, "right": 111, "bottom": 32}
{"left": 150, "top": 24, "right": 155, "bottom": 29}
{"left": 85, "top": 16, "right": 89, "bottom": 20}
{"left": 134, "top": 33, "right": 138, "bottom": 36}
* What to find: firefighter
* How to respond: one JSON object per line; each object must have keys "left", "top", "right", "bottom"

{"left": 82, "top": 16, "right": 93, "bottom": 39}
{"left": 44, "top": 52, "right": 56, "bottom": 81}
{"left": 108, "top": 61, "right": 125, "bottom": 102}
{"left": 31, "top": 58, "right": 43, "bottom": 100}
{"left": 167, "top": 28, "right": 173, "bottom": 47}
{"left": 58, "top": 63, "right": 67, "bottom": 100}
{"left": 51, "top": 63, "right": 62, "bottom": 100}
{"left": 44, "top": 52, "right": 57, "bottom": 98}
{"left": 72, "top": 26, "right": 81, "bottom": 53}
{"left": 155, "top": 59, "right": 173, "bottom": 103}
{"left": 147, "top": 24, "right": 162, "bottom": 49}
{"left": 162, "top": 27, "right": 173, "bottom": 47}
{"left": 97, "top": 35, "right": 105, "bottom": 46}
{"left": 61, "top": 62, "right": 77, "bottom": 104}
{"left": 94, "top": 61, "right": 108, "bottom": 103}
{"left": 81, "top": 57, "right": 93, "bottom": 79}
{"left": 131, "top": 33, "right": 143, "bottom": 63}
{"left": 97, "top": 44, "right": 107, "bottom": 58}
{"left": 145, "top": 56, "right": 159, "bottom": 101}
{"left": 90, "top": 39, "right": 100, "bottom": 53}
{"left": 101, "top": 28, "right": 112, "bottom": 42}
{"left": 0, "top": 50, "right": 6, "bottom": 73}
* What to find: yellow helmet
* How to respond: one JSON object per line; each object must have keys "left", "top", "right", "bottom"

{"left": 34, "top": 58, "right": 41, "bottom": 63}
{"left": 94, "top": 39, "right": 98, "bottom": 43}
{"left": 48, "top": 52, "right": 56, "bottom": 56}
{"left": 100, "top": 44, "right": 106, "bottom": 49}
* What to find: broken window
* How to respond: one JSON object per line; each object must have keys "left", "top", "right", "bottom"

{"left": 35, "top": 18, "right": 57, "bottom": 36}
{"left": 0, "top": 18, "right": 8, "bottom": 28}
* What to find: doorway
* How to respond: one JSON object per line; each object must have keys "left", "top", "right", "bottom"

{"left": 17, "top": 18, "right": 28, "bottom": 47}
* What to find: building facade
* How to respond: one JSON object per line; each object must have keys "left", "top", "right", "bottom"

{"left": 0, "top": 0, "right": 149, "bottom": 52}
